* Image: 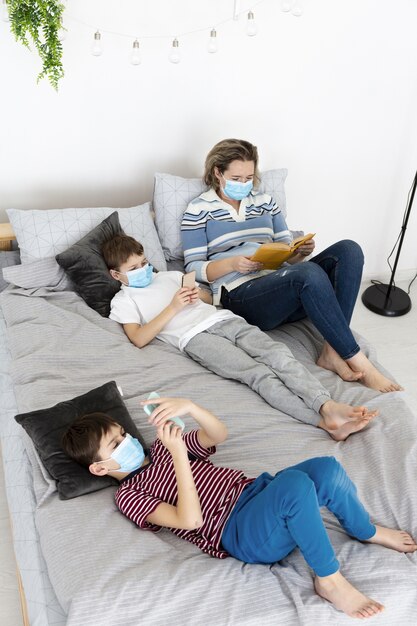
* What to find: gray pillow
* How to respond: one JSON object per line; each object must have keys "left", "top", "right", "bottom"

{"left": 2, "top": 256, "right": 73, "bottom": 291}
{"left": 56, "top": 211, "right": 123, "bottom": 317}
{"left": 0, "top": 249, "right": 21, "bottom": 291}
{"left": 14, "top": 381, "right": 145, "bottom": 500}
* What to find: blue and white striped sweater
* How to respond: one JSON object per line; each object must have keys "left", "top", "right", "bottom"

{"left": 181, "top": 190, "right": 292, "bottom": 304}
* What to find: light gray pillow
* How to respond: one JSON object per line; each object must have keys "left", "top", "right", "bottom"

{"left": 3, "top": 256, "right": 73, "bottom": 290}
{"left": 152, "top": 169, "right": 288, "bottom": 261}
{"left": 7, "top": 204, "right": 167, "bottom": 270}
{"left": 0, "top": 250, "right": 21, "bottom": 291}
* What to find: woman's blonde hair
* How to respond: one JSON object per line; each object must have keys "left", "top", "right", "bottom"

{"left": 203, "top": 138, "right": 260, "bottom": 193}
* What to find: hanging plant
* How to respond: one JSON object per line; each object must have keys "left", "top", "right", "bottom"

{"left": 6, "top": 0, "right": 65, "bottom": 89}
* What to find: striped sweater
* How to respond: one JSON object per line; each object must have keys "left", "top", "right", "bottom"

{"left": 115, "top": 430, "right": 254, "bottom": 559}
{"left": 181, "top": 188, "right": 292, "bottom": 304}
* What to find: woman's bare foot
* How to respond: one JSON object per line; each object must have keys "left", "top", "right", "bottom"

{"left": 366, "top": 526, "right": 417, "bottom": 553}
{"left": 315, "top": 571, "right": 384, "bottom": 618}
{"left": 318, "top": 400, "right": 378, "bottom": 441}
{"left": 317, "top": 343, "right": 363, "bottom": 382}
{"left": 347, "top": 352, "right": 403, "bottom": 392}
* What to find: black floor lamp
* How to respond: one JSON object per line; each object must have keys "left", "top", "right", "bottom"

{"left": 362, "top": 169, "right": 416, "bottom": 316}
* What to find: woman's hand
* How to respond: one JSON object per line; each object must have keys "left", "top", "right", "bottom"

{"left": 297, "top": 238, "right": 315, "bottom": 257}
{"left": 230, "top": 255, "right": 263, "bottom": 274}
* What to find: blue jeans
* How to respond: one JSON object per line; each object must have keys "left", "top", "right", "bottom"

{"left": 221, "top": 456, "right": 375, "bottom": 577}
{"left": 220, "top": 240, "right": 364, "bottom": 359}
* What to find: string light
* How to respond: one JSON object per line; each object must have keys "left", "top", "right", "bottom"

{"left": 91, "top": 30, "right": 103, "bottom": 56}
{"left": 130, "top": 39, "right": 141, "bottom": 65}
{"left": 169, "top": 38, "right": 180, "bottom": 64}
{"left": 207, "top": 28, "right": 218, "bottom": 53}
{"left": 1, "top": 0, "right": 9, "bottom": 22}
{"left": 54, "top": 0, "right": 305, "bottom": 65}
{"left": 246, "top": 11, "right": 257, "bottom": 37}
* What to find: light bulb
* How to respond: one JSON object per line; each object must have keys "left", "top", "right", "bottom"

{"left": 207, "top": 28, "right": 218, "bottom": 53}
{"left": 246, "top": 11, "right": 257, "bottom": 37}
{"left": 130, "top": 39, "right": 141, "bottom": 65}
{"left": 1, "top": 0, "right": 9, "bottom": 22}
{"left": 169, "top": 38, "right": 181, "bottom": 64}
{"left": 91, "top": 30, "right": 103, "bottom": 56}
{"left": 281, "top": 1, "right": 293, "bottom": 12}
{"left": 292, "top": 4, "right": 304, "bottom": 16}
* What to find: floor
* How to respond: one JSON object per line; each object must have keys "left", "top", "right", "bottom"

{"left": 0, "top": 278, "right": 416, "bottom": 626}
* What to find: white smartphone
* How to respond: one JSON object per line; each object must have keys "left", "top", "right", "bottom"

{"left": 142, "top": 392, "right": 185, "bottom": 430}
{"left": 181, "top": 271, "right": 196, "bottom": 288}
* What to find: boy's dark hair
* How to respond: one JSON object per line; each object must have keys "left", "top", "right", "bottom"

{"left": 62, "top": 412, "right": 119, "bottom": 467}
{"left": 101, "top": 234, "right": 144, "bottom": 271}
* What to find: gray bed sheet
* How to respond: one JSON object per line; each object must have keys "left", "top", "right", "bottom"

{"left": 1, "top": 284, "right": 416, "bottom": 626}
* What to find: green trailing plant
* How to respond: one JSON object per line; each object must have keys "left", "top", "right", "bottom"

{"left": 6, "top": 0, "right": 65, "bottom": 89}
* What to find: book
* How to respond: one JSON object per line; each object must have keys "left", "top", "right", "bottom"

{"left": 250, "top": 233, "right": 316, "bottom": 270}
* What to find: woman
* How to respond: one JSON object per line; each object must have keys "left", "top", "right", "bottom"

{"left": 181, "top": 138, "right": 401, "bottom": 393}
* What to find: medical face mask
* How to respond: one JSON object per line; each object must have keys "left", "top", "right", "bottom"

{"left": 221, "top": 175, "right": 253, "bottom": 201}
{"left": 101, "top": 433, "right": 145, "bottom": 473}
{"left": 125, "top": 263, "right": 153, "bottom": 288}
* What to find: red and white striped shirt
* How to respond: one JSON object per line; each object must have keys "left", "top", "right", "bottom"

{"left": 115, "top": 430, "right": 254, "bottom": 559}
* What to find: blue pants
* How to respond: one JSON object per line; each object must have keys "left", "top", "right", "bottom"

{"left": 220, "top": 240, "right": 364, "bottom": 359}
{"left": 221, "top": 456, "right": 376, "bottom": 577}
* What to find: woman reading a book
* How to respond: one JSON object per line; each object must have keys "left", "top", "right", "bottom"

{"left": 181, "top": 138, "right": 401, "bottom": 393}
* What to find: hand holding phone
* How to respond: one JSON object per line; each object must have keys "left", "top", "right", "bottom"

{"left": 142, "top": 392, "right": 185, "bottom": 431}
{"left": 181, "top": 271, "right": 196, "bottom": 289}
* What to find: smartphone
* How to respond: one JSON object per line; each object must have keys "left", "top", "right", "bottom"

{"left": 143, "top": 392, "right": 185, "bottom": 430}
{"left": 181, "top": 271, "right": 196, "bottom": 288}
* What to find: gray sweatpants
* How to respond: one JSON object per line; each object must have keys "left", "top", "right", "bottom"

{"left": 184, "top": 317, "right": 331, "bottom": 426}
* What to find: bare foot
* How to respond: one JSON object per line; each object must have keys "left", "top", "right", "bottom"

{"left": 318, "top": 400, "right": 378, "bottom": 441}
{"left": 366, "top": 526, "right": 417, "bottom": 553}
{"left": 317, "top": 343, "right": 363, "bottom": 382}
{"left": 315, "top": 571, "right": 384, "bottom": 618}
{"left": 347, "top": 352, "right": 403, "bottom": 393}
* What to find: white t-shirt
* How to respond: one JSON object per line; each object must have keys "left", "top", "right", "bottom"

{"left": 109, "top": 271, "right": 236, "bottom": 351}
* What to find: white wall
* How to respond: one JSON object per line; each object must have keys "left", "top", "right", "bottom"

{"left": 1, "top": 0, "right": 416, "bottom": 278}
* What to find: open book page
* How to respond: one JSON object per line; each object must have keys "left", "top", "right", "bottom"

{"left": 249, "top": 233, "right": 315, "bottom": 270}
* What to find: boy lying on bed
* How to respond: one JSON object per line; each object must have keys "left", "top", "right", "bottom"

{"left": 62, "top": 397, "right": 417, "bottom": 620}
{"left": 101, "top": 234, "right": 378, "bottom": 441}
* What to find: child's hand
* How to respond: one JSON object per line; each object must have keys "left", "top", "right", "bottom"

{"left": 157, "top": 422, "right": 186, "bottom": 457}
{"left": 170, "top": 288, "right": 196, "bottom": 312}
{"left": 141, "top": 397, "right": 194, "bottom": 427}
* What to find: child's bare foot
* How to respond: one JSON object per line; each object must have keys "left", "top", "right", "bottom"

{"left": 315, "top": 571, "right": 384, "bottom": 618}
{"left": 366, "top": 526, "right": 417, "bottom": 553}
{"left": 317, "top": 343, "right": 363, "bottom": 382}
{"left": 318, "top": 400, "right": 378, "bottom": 441}
{"left": 347, "top": 352, "right": 403, "bottom": 393}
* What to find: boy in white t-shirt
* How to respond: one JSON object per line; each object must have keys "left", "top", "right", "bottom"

{"left": 102, "top": 235, "right": 378, "bottom": 441}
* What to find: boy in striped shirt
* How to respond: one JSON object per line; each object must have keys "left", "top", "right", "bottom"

{"left": 62, "top": 396, "right": 416, "bottom": 620}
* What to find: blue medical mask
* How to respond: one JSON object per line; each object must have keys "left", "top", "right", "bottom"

{"left": 102, "top": 433, "right": 145, "bottom": 473}
{"left": 222, "top": 175, "right": 253, "bottom": 201}
{"left": 125, "top": 263, "right": 153, "bottom": 288}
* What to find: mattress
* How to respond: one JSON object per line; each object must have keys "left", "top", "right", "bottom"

{"left": 0, "top": 283, "right": 416, "bottom": 625}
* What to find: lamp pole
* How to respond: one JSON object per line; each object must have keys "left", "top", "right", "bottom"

{"left": 361, "top": 170, "right": 416, "bottom": 316}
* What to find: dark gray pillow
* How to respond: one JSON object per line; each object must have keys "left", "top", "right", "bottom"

{"left": 15, "top": 381, "right": 146, "bottom": 500}
{"left": 55, "top": 211, "right": 122, "bottom": 317}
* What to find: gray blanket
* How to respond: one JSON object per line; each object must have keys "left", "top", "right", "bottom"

{"left": 2, "top": 285, "right": 417, "bottom": 626}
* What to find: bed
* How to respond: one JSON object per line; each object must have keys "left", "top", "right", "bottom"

{"left": 0, "top": 172, "right": 416, "bottom": 625}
